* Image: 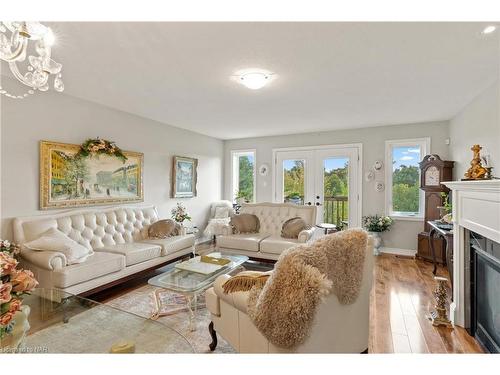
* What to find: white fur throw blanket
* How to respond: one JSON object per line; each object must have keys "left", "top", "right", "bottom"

{"left": 247, "top": 229, "right": 368, "bottom": 349}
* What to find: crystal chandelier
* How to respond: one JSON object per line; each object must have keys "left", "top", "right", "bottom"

{"left": 0, "top": 21, "right": 64, "bottom": 99}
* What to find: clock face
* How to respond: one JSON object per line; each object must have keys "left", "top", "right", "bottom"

{"left": 425, "top": 166, "right": 440, "bottom": 186}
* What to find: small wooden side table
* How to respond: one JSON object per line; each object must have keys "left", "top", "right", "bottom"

{"left": 316, "top": 223, "right": 337, "bottom": 235}
{"left": 427, "top": 220, "right": 454, "bottom": 289}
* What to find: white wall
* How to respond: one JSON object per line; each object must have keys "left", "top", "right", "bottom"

{"left": 224, "top": 121, "right": 450, "bottom": 251}
{"left": 0, "top": 92, "right": 224, "bottom": 240}
{"left": 449, "top": 80, "right": 500, "bottom": 180}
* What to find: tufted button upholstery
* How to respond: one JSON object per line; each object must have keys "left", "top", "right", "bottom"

{"left": 239, "top": 203, "right": 316, "bottom": 236}
{"left": 19, "top": 206, "right": 160, "bottom": 252}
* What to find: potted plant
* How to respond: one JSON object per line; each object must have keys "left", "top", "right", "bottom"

{"left": 1, "top": 240, "right": 38, "bottom": 351}
{"left": 438, "top": 192, "right": 453, "bottom": 224}
{"left": 362, "top": 215, "right": 394, "bottom": 255}
{"left": 171, "top": 203, "right": 192, "bottom": 235}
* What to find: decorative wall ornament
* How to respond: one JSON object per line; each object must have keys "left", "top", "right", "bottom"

{"left": 259, "top": 164, "right": 269, "bottom": 176}
{"left": 365, "top": 170, "right": 375, "bottom": 182}
{"left": 40, "top": 141, "right": 143, "bottom": 209}
{"left": 375, "top": 181, "right": 385, "bottom": 192}
{"left": 172, "top": 156, "right": 198, "bottom": 198}
{"left": 373, "top": 160, "right": 383, "bottom": 171}
{"left": 77, "top": 138, "right": 127, "bottom": 162}
{"left": 0, "top": 22, "right": 64, "bottom": 99}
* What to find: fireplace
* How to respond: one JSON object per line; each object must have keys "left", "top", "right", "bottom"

{"left": 465, "top": 230, "right": 500, "bottom": 353}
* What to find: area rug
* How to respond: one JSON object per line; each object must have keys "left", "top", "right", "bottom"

{"left": 105, "top": 284, "right": 236, "bottom": 353}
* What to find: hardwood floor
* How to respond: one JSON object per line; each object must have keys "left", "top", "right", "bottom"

{"left": 90, "top": 249, "right": 484, "bottom": 353}
{"left": 369, "top": 254, "right": 483, "bottom": 353}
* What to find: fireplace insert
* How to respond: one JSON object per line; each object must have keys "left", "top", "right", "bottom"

{"left": 466, "top": 230, "right": 500, "bottom": 353}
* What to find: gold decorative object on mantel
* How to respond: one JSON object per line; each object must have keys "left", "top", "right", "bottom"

{"left": 428, "top": 276, "right": 453, "bottom": 328}
{"left": 463, "top": 144, "right": 488, "bottom": 180}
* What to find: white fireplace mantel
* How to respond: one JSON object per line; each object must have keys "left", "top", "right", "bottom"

{"left": 442, "top": 180, "right": 500, "bottom": 327}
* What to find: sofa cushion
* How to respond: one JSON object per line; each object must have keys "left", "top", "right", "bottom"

{"left": 95, "top": 242, "right": 162, "bottom": 266}
{"left": 281, "top": 217, "right": 310, "bottom": 239}
{"left": 260, "top": 235, "right": 300, "bottom": 255}
{"left": 230, "top": 214, "right": 260, "bottom": 234}
{"left": 148, "top": 219, "right": 180, "bottom": 239}
{"left": 24, "top": 227, "right": 92, "bottom": 265}
{"left": 217, "top": 234, "right": 270, "bottom": 252}
{"left": 52, "top": 252, "right": 125, "bottom": 288}
{"left": 140, "top": 234, "right": 195, "bottom": 255}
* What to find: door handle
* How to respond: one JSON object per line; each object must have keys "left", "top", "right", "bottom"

{"left": 306, "top": 202, "right": 312, "bottom": 206}
{"left": 316, "top": 195, "right": 320, "bottom": 199}
{"left": 315, "top": 202, "right": 322, "bottom": 206}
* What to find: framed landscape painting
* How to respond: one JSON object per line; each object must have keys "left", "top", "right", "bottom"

{"left": 172, "top": 156, "right": 198, "bottom": 198}
{"left": 40, "top": 141, "right": 144, "bottom": 209}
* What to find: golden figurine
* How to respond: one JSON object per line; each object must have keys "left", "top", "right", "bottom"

{"left": 429, "top": 276, "right": 453, "bottom": 328}
{"left": 463, "top": 144, "right": 487, "bottom": 180}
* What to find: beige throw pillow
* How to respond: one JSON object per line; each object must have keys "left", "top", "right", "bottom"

{"left": 148, "top": 219, "right": 180, "bottom": 239}
{"left": 230, "top": 214, "right": 260, "bottom": 234}
{"left": 24, "top": 227, "right": 92, "bottom": 265}
{"left": 281, "top": 217, "right": 310, "bottom": 239}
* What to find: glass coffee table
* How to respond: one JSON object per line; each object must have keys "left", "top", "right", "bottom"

{"left": 148, "top": 253, "right": 248, "bottom": 331}
{"left": 10, "top": 288, "right": 194, "bottom": 353}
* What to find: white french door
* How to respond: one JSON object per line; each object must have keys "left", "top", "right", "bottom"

{"left": 274, "top": 145, "right": 361, "bottom": 228}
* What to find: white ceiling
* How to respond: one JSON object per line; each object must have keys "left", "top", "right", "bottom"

{"left": 5, "top": 22, "right": 500, "bottom": 139}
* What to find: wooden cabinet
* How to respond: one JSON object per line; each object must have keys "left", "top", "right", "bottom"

{"left": 417, "top": 232, "right": 447, "bottom": 264}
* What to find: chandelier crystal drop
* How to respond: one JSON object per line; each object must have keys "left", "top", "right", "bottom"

{"left": 0, "top": 21, "right": 64, "bottom": 99}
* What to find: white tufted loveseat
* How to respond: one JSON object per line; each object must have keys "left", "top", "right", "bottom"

{"left": 217, "top": 202, "right": 317, "bottom": 260}
{"left": 13, "top": 205, "right": 195, "bottom": 296}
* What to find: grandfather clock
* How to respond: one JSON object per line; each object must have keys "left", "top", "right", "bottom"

{"left": 416, "top": 155, "right": 454, "bottom": 263}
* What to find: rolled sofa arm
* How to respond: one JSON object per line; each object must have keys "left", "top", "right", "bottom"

{"left": 20, "top": 248, "right": 67, "bottom": 270}
{"left": 220, "top": 224, "right": 233, "bottom": 236}
{"left": 212, "top": 274, "right": 251, "bottom": 314}
{"left": 298, "top": 227, "right": 316, "bottom": 243}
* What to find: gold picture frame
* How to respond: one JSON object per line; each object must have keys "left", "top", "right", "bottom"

{"left": 40, "top": 140, "right": 144, "bottom": 209}
{"left": 172, "top": 156, "right": 198, "bottom": 198}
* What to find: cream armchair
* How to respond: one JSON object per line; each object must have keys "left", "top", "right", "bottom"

{"left": 205, "top": 239, "right": 374, "bottom": 353}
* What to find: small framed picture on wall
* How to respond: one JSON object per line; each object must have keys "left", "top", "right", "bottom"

{"left": 172, "top": 156, "right": 198, "bottom": 198}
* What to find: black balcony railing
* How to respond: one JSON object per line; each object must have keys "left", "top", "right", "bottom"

{"left": 324, "top": 196, "right": 348, "bottom": 228}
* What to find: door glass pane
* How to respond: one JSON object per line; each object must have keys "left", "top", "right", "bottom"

{"left": 283, "top": 159, "right": 305, "bottom": 205}
{"left": 323, "top": 157, "right": 349, "bottom": 227}
{"left": 391, "top": 146, "right": 420, "bottom": 214}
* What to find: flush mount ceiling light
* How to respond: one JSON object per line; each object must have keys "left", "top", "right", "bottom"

{"left": 482, "top": 25, "right": 497, "bottom": 34}
{"left": 0, "top": 21, "right": 64, "bottom": 100}
{"left": 233, "top": 69, "right": 275, "bottom": 90}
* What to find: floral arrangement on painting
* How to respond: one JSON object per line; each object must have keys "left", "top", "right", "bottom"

{"left": 76, "top": 138, "right": 128, "bottom": 162}
{"left": 171, "top": 203, "right": 192, "bottom": 224}
{"left": 0, "top": 240, "right": 38, "bottom": 340}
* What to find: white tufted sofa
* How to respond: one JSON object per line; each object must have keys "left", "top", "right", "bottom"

{"left": 217, "top": 202, "right": 317, "bottom": 260}
{"left": 13, "top": 205, "right": 195, "bottom": 296}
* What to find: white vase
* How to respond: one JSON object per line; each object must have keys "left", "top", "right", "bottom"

{"left": 368, "top": 232, "right": 382, "bottom": 256}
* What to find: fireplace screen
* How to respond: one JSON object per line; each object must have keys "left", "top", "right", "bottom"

{"left": 471, "top": 232, "right": 500, "bottom": 353}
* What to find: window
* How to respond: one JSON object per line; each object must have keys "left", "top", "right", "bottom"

{"left": 385, "top": 138, "right": 430, "bottom": 219}
{"left": 231, "top": 150, "right": 256, "bottom": 203}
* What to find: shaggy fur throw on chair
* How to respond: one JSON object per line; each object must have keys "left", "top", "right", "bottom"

{"left": 246, "top": 228, "right": 369, "bottom": 349}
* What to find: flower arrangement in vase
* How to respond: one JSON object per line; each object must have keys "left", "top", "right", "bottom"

{"left": 362, "top": 215, "right": 394, "bottom": 256}
{"left": 171, "top": 203, "right": 192, "bottom": 235}
{"left": 1, "top": 240, "right": 38, "bottom": 346}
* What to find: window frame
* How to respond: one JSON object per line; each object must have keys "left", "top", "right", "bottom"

{"left": 384, "top": 138, "right": 430, "bottom": 221}
{"left": 230, "top": 149, "right": 257, "bottom": 203}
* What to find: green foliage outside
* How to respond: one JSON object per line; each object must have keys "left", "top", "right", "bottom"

{"left": 392, "top": 165, "right": 419, "bottom": 213}
{"left": 237, "top": 155, "right": 254, "bottom": 202}
{"left": 284, "top": 160, "right": 305, "bottom": 203}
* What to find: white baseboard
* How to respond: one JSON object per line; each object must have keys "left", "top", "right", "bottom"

{"left": 380, "top": 247, "right": 416, "bottom": 257}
